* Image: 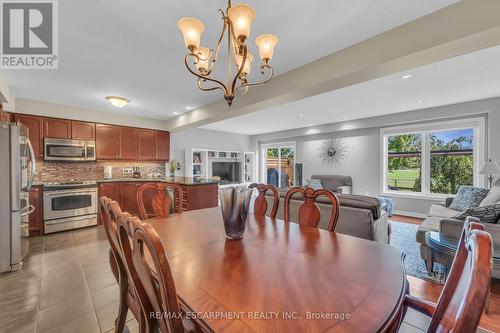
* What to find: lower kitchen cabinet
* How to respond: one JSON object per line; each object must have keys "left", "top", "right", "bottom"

{"left": 29, "top": 186, "right": 43, "bottom": 236}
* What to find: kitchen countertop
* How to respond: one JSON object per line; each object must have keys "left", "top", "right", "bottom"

{"left": 96, "top": 176, "right": 220, "bottom": 186}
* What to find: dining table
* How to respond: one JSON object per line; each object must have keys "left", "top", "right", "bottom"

{"left": 147, "top": 207, "right": 407, "bottom": 333}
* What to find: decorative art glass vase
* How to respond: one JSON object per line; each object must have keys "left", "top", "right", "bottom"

{"left": 218, "top": 187, "right": 253, "bottom": 240}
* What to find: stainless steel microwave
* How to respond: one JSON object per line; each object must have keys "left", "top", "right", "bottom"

{"left": 44, "top": 138, "right": 96, "bottom": 161}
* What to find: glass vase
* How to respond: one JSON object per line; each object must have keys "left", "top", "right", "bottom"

{"left": 218, "top": 187, "right": 253, "bottom": 240}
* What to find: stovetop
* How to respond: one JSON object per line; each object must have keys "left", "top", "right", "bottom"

{"left": 43, "top": 180, "right": 97, "bottom": 190}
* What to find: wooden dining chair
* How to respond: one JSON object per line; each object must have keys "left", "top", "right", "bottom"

{"left": 99, "top": 197, "right": 144, "bottom": 333}
{"left": 137, "top": 182, "right": 183, "bottom": 220}
{"left": 400, "top": 217, "right": 492, "bottom": 333}
{"left": 283, "top": 186, "right": 340, "bottom": 231}
{"left": 248, "top": 183, "right": 279, "bottom": 218}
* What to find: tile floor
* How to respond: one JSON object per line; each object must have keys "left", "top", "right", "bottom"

{"left": 0, "top": 225, "right": 491, "bottom": 333}
{"left": 0, "top": 226, "right": 138, "bottom": 333}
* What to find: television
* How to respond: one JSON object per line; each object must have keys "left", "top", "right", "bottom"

{"left": 212, "top": 162, "right": 241, "bottom": 183}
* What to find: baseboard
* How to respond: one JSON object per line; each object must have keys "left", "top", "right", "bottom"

{"left": 393, "top": 210, "right": 428, "bottom": 219}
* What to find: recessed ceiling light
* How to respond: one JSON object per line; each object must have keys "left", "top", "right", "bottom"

{"left": 173, "top": 112, "right": 180, "bottom": 115}
{"left": 185, "top": 106, "right": 193, "bottom": 110}
{"left": 106, "top": 96, "right": 129, "bottom": 108}
{"left": 417, "top": 100, "right": 423, "bottom": 104}
{"left": 401, "top": 74, "right": 412, "bottom": 80}
{"left": 299, "top": 113, "right": 304, "bottom": 117}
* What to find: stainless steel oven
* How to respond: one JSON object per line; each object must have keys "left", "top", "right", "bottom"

{"left": 43, "top": 182, "right": 98, "bottom": 233}
{"left": 44, "top": 138, "right": 96, "bottom": 161}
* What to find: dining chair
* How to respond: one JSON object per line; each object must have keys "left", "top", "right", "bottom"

{"left": 283, "top": 186, "right": 340, "bottom": 231}
{"left": 99, "top": 197, "right": 144, "bottom": 333}
{"left": 400, "top": 217, "right": 492, "bottom": 332}
{"left": 248, "top": 183, "right": 279, "bottom": 218}
{"left": 137, "top": 182, "right": 183, "bottom": 220}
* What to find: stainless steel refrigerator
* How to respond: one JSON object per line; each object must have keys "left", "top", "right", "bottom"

{"left": 0, "top": 122, "right": 36, "bottom": 273}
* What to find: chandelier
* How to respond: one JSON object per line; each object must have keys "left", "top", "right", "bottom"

{"left": 177, "top": 1, "right": 278, "bottom": 107}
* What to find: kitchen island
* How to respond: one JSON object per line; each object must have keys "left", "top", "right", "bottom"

{"left": 97, "top": 177, "right": 219, "bottom": 218}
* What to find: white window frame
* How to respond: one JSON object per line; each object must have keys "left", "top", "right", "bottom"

{"left": 381, "top": 117, "right": 486, "bottom": 199}
{"left": 260, "top": 141, "right": 296, "bottom": 186}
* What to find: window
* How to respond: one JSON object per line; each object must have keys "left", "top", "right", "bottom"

{"left": 261, "top": 142, "right": 296, "bottom": 188}
{"left": 382, "top": 118, "right": 484, "bottom": 197}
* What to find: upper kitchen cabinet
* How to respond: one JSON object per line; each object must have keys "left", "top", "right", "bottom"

{"left": 137, "top": 129, "right": 155, "bottom": 160}
{"left": 119, "top": 127, "right": 138, "bottom": 160}
{"left": 72, "top": 121, "right": 95, "bottom": 140}
{"left": 13, "top": 114, "right": 43, "bottom": 160}
{"left": 155, "top": 130, "right": 170, "bottom": 161}
{"left": 44, "top": 118, "right": 72, "bottom": 139}
{"left": 96, "top": 124, "right": 119, "bottom": 159}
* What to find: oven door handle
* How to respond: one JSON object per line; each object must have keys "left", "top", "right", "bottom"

{"left": 44, "top": 190, "right": 97, "bottom": 196}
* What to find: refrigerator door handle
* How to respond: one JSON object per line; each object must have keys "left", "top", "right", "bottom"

{"left": 26, "top": 139, "right": 36, "bottom": 191}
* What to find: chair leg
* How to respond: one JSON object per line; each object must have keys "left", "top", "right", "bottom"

{"left": 114, "top": 287, "right": 129, "bottom": 333}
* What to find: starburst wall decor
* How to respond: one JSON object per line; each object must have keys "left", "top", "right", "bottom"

{"left": 318, "top": 137, "right": 347, "bottom": 167}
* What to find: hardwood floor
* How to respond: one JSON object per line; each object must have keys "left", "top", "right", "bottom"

{"left": 393, "top": 215, "right": 499, "bottom": 332}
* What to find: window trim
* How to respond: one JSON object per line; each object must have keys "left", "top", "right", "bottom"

{"left": 380, "top": 117, "right": 486, "bottom": 199}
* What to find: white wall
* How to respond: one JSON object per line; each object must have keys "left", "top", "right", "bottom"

{"left": 170, "top": 128, "right": 252, "bottom": 176}
{"left": 252, "top": 97, "right": 500, "bottom": 216}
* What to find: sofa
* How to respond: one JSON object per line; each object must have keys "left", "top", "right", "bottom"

{"left": 417, "top": 181, "right": 500, "bottom": 278}
{"left": 310, "top": 175, "right": 352, "bottom": 194}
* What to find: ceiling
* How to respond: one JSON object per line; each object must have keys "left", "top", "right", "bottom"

{"left": 201, "top": 45, "right": 500, "bottom": 135}
{"left": 3, "top": 0, "right": 457, "bottom": 120}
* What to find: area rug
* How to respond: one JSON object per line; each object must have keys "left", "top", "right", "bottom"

{"left": 389, "top": 221, "right": 446, "bottom": 284}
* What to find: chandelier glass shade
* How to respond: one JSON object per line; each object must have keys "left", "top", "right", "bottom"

{"left": 177, "top": 0, "right": 278, "bottom": 106}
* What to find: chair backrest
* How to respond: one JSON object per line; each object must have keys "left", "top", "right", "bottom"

{"left": 428, "top": 217, "right": 492, "bottom": 332}
{"left": 131, "top": 217, "right": 185, "bottom": 333}
{"left": 283, "top": 187, "right": 340, "bottom": 231}
{"left": 99, "top": 197, "right": 123, "bottom": 263}
{"left": 137, "top": 182, "right": 183, "bottom": 220}
{"left": 248, "top": 183, "right": 279, "bottom": 218}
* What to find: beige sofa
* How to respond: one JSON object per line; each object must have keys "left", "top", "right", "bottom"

{"left": 417, "top": 190, "right": 500, "bottom": 278}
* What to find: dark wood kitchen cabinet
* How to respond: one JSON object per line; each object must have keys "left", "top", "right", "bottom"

{"left": 72, "top": 121, "right": 95, "bottom": 140}
{"left": 13, "top": 114, "right": 44, "bottom": 160}
{"left": 138, "top": 129, "right": 155, "bottom": 160}
{"left": 119, "top": 127, "right": 138, "bottom": 160}
{"left": 98, "top": 182, "right": 119, "bottom": 202}
{"left": 29, "top": 186, "right": 42, "bottom": 236}
{"left": 117, "top": 182, "right": 142, "bottom": 216}
{"left": 96, "top": 124, "right": 119, "bottom": 159}
{"left": 155, "top": 131, "right": 170, "bottom": 161}
{"left": 44, "top": 118, "right": 72, "bottom": 139}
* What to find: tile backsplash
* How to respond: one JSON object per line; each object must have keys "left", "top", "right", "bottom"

{"left": 34, "top": 161, "right": 166, "bottom": 183}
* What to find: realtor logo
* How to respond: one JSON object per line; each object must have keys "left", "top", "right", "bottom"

{"left": 1, "top": 0, "right": 58, "bottom": 69}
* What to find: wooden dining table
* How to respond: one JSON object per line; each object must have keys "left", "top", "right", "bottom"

{"left": 148, "top": 207, "right": 407, "bottom": 333}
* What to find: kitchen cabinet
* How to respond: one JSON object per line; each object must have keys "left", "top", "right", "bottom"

{"left": 44, "top": 118, "right": 72, "bottom": 139}
{"left": 138, "top": 129, "right": 155, "bottom": 160}
{"left": 155, "top": 131, "right": 170, "bottom": 161}
{"left": 96, "top": 124, "right": 119, "bottom": 159}
{"left": 72, "top": 121, "right": 95, "bottom": 140}
{"left": 117, "top": 182, "right": 142, "bottom": 216}
{"left": 13, "top": 114, "right": 44, "bottom": 160}
{"left": 98, "top": 182, "right": 118, "bottom": 202}
{"left": 29, "top": 186, "right": 42, "bottom": 236}
{"left": 179, "top": 183, "right": 218, "bottom": 211}
{"left": 119, "top": 127, "right": 138, "bottom": 160}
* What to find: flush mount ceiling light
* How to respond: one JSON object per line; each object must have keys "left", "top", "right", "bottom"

{"left": 106, "top": 96, "right": 129, "bottom": 108}
{"left": 401, "top": 74, "right": 412, "bottom": 80}
{"left": 177, "top": 0, "right": 278, "bottom": 107}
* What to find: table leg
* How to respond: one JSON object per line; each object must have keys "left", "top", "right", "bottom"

{"left": 425, "top": 249, "right": 434, "bottom": 273}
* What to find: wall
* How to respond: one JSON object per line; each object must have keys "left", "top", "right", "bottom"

{"left": 14, "top": 98, "right": 167, "bottom": 130}
{"left": 170, "top": 128, "right": 252, "bottom": 176}
{"left": 34, "top": 161, "right": 165, "bottom": 184}
{"left": 251, "top": 97, "right": 500, "bottom": 216}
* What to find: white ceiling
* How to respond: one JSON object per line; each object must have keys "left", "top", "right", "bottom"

{"left": 201, "top": 45, "right": 500, "bottom": 135}
{"left": 3, "top": 0, "right": 457, "bottom": 120}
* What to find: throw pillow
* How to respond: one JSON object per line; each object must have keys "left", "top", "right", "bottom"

{"left": 454, "top": 203, "right": 500, "bottom": 224}
{"left": 480, "top": 185, "right": 500, "bottom": 206}
{"left": 306, "top": 179, "right": 322, "bottom": 190}
{"left": 449, "top": 186, "right": 489, "bottom": 211}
